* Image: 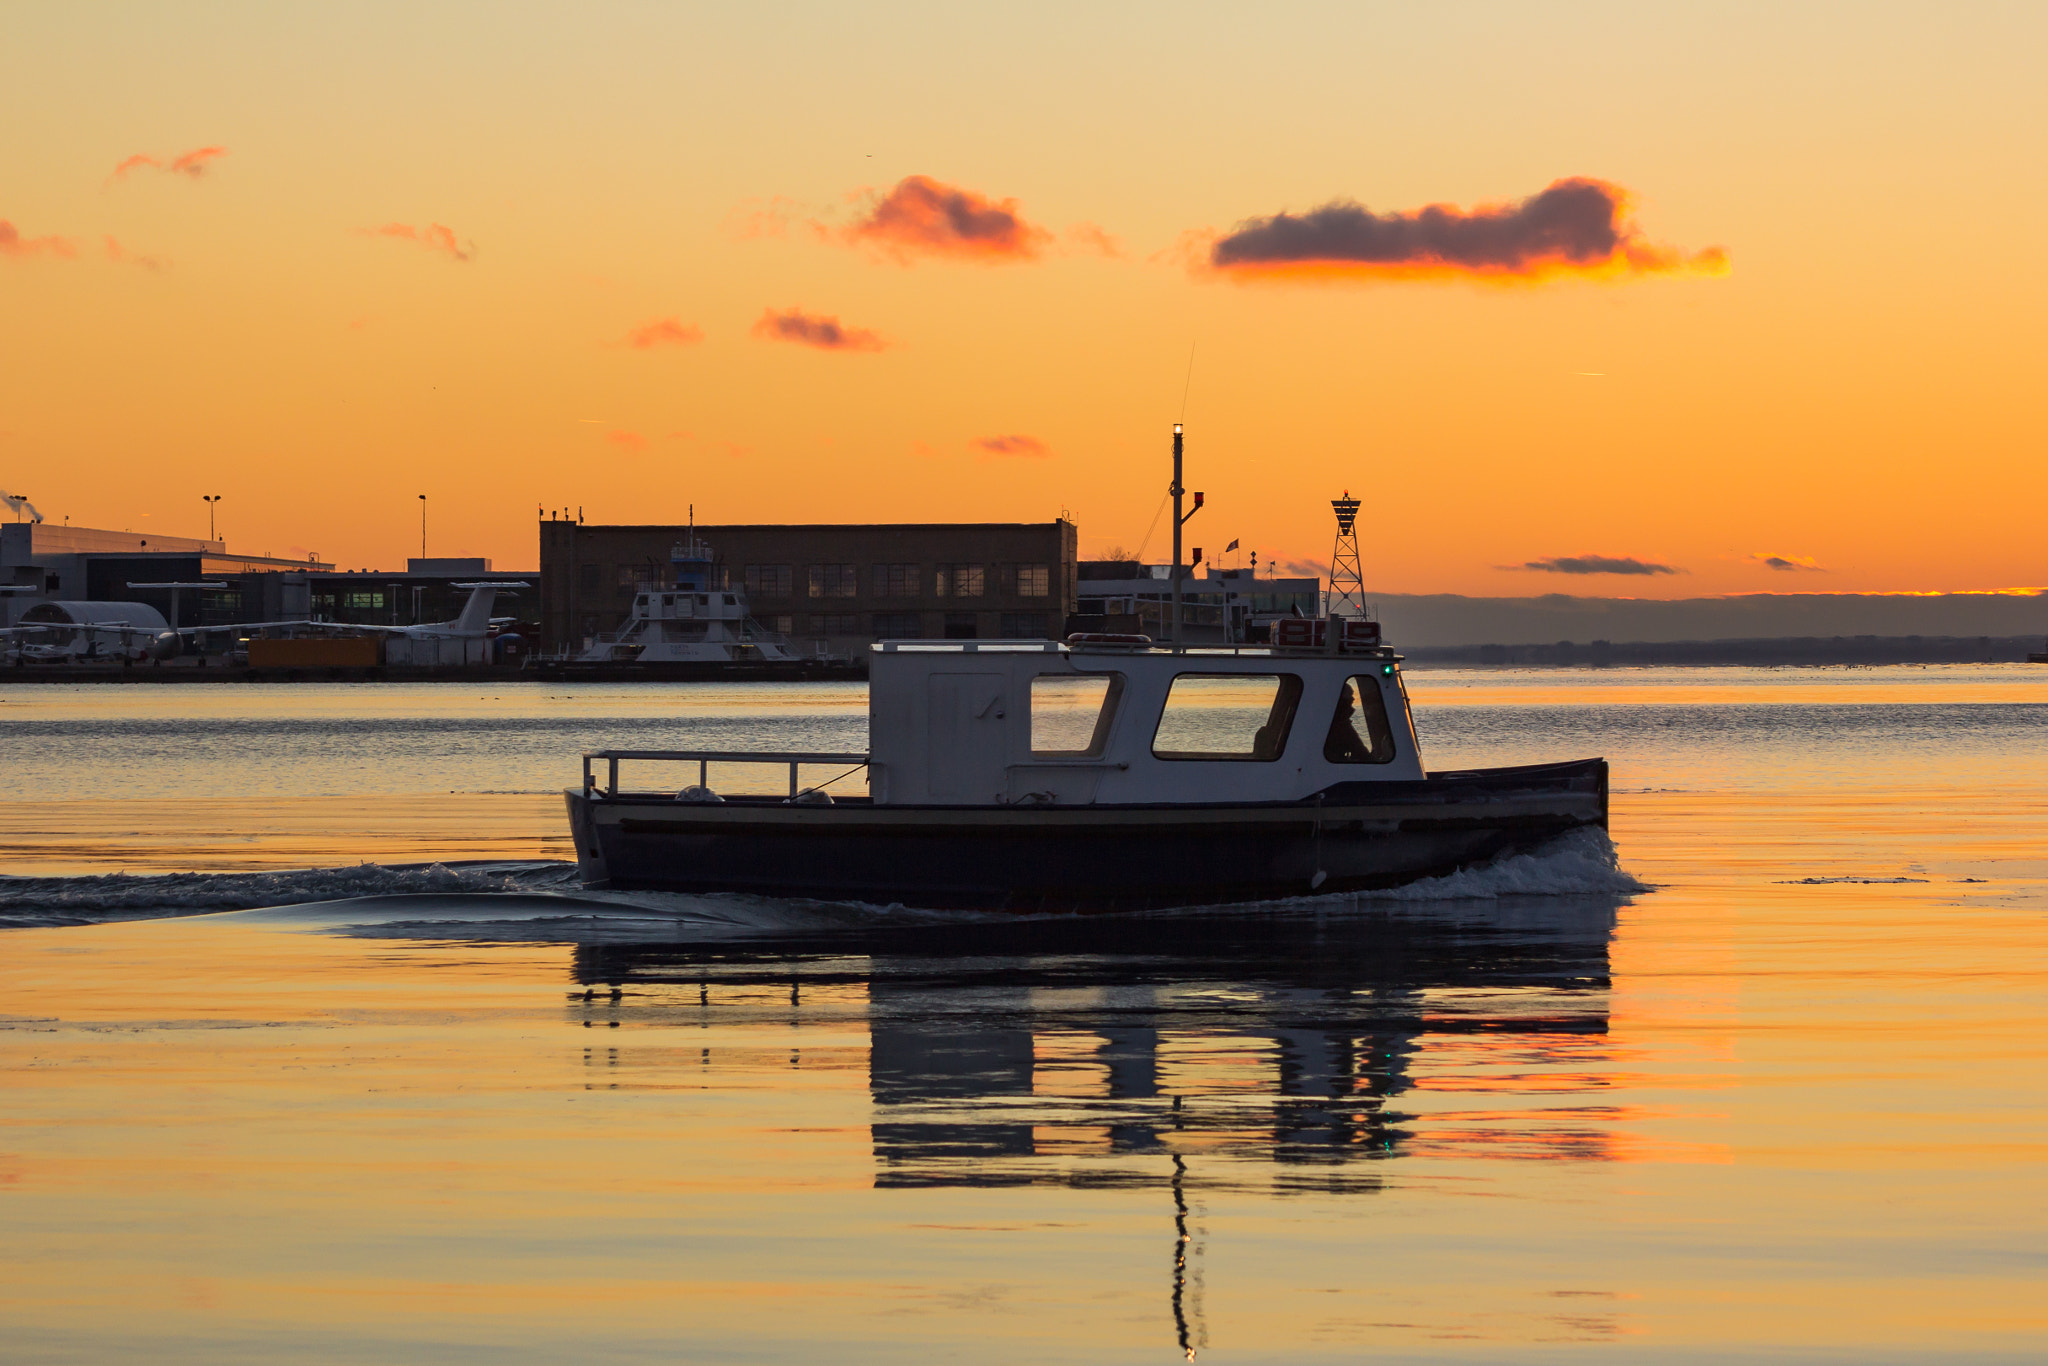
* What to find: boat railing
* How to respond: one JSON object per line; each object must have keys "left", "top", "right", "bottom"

{"left": 583, "top": 748, "right": 870, "bottom": 799}
{"left": 872, "top": 639, "right": 1065, "bottom": 653}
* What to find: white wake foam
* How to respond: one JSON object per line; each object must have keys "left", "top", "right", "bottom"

{"left": 1360, "top": 827, "right": 1652, "bottom": 902}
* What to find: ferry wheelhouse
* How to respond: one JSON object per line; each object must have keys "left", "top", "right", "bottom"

{"left": 564, "top": 630, "right": 1607, "bottom": 912}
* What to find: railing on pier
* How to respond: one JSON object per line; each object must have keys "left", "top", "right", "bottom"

{"left": 582, "top": 749, "right": 870, "bottom": 799}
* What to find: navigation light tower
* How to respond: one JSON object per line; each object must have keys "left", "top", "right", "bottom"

{"left": 1327, "top": 492, "right": 1365, "bottom": 619}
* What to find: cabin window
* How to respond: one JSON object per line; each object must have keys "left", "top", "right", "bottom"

{"left": 1151, "top": 673, "right": 1303, "bottom": 762}
{"left": 1031, "top": 673, "right": 1124, "bottom": 756}
{"left": 1323, "top": 676, "right": 1397, "bottom": 764}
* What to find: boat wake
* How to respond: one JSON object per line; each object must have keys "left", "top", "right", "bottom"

{"left": 1, "top": 829, "right": 1648, "bottom": 936}
{"left": 1357, "top": 826, "right": 1652, "bottom": 902}
{"left": 0, "top": 861, "right": 576, "bottom": 928}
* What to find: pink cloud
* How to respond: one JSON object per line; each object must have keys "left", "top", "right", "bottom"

{"left": 622, "top": 317, "right": 704, "bottom": 349}
{"left": 1065, "top": 222, "right": 1123, "bottom": 258}
{"left": 0, "top": 220, "right": 78, "bottom": 260}
{"left": 103, "top": 236, "right": 166, "bottom": 270}
{"left": 848, "top": 175, "right": 1051, "bottom": 263}
{"left": 974, "top": 434, "right": 1051, "bottom": 459}
{"left": 364, "top": 222, "right": 475, "bottom": 262}
{"left": 109, "top": 146, "right": 228, "bottom": 183}
{"left": 168, "top": 146, "right": 228, "bottom": 177}
{"left": 752, "top": 307, "right": 886, "bottom": 353}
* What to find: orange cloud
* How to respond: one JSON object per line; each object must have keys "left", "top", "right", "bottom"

{"left": 622, "top": 318, "right": 704, "bottom": 349}
{"left": 605, "top": 429, "right": 647, "bottom": 452}
{"left": 1207, "top": 178, "right": 1727, "bottom": 283}
{"left": 109, "top": 146, "right": 228, "bottom": 182}
{"left": 752, "top": 307, "right": 886, "bottom": 353}
{"left": 0, "top": 220, "right": 78, "bottom": 260}
{"left": 974, "top": 434, "right": 1051, "bottom": 459}
{"left": 364, "top": 222, "right": 474, "bottom": 262}
{"left": 848, "top": 175, "right": 1050, "bottom": 263}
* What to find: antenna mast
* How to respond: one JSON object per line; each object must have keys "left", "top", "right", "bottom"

{"left": 1328, "top": 493, "right": 1365, "bottom": 619}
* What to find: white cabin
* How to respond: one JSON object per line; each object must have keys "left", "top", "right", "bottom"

{"left": 868, "top": 639, "right": 1423, "bottom": 806}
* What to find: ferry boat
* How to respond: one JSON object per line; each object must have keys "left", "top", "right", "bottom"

{"left": 563, "top": 629, "right": 1608, "bottom": 912}
{"left": 574, "top": 537, "right": 799, "bottom": 665}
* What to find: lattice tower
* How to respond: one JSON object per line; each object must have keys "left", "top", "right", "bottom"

{"left": 1328, "top": 493, "right": 1366, "bottom": 619}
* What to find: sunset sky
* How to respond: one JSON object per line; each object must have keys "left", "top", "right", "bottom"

{"left": 3, "top": 2, "right": 2043, "bottom": 595}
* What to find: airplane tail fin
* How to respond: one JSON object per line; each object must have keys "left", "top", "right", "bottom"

{"left": 453, "top": 585, "right": 498, "bottom": 634}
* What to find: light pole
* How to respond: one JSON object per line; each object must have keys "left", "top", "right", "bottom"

{"left": 202, "top": 494, "right": 222, "bottom": 541}
{"left": 418, "top": 494, "right": 427, "bottom": 561}
{"left": 1168, "top": 424, "right": 1203, "bottom": 653}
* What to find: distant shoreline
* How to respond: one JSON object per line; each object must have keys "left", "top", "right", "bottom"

{"left": 1399, "top": 635, "right": 2048, "bottom": 668}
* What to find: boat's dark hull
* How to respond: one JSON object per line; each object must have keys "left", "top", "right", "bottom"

{"left": 565, "top": 758, "right": 1608, "bottom": 914}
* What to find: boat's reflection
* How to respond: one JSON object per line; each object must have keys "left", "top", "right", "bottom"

{"left": 567, "top": 897, "right": 1619, "bottom": 1194}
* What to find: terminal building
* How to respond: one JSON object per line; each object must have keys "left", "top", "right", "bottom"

{"left": 2, "top": 523, "right": 534, "bottom": 635}
{"left": 0, "top": 523, "right": 332, "bottom": 630}
{"left": 539, "top": 517, "right": 1079, "bottom": 655}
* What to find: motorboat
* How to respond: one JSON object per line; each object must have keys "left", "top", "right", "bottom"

{"left": 574, "top": 537, "right": 798, "bottom": 665}
{"left": 563, "top": 630, "right": 1608, "bottom": 912}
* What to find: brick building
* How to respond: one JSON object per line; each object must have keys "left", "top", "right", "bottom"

{"left": 538, "top": 518, "right": 1078, "bottom": 654}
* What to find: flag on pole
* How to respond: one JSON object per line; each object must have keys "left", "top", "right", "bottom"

{"left": 1224, "top": 539, "right": 1240, "bottom": 552}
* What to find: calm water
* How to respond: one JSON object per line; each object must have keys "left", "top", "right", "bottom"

{"left": 3, "top": 668, "right": 2046, "bottom": 1362}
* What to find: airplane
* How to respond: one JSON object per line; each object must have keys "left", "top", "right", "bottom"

{"left": 0, "top": 597, "right": 181, "bottom": 664}
{"left": 4, "top": 582, "right": 528, "bottom": 664}
{"left": 168, "top": 580, "right": 529, "bottom": 640}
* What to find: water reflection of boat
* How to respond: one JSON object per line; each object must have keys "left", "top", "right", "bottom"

{"left": 564, "top": 900, "right": 1618, "bottom": 1359}
{"left": 565, "top": 898, "right": 1619, "bottom": 1189}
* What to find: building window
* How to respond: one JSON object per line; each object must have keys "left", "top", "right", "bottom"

{"left": 345, "top": 591, "right": 384, "bottom": 610}
{"left": 873, "top": 563, "right": 920, "bottom": 598}
{"left": 936, "top": 563, "right": 985, "bottom": 598}
{"left": 1000, "top": 612, "right": 1049, "bottom": 638}
{"left": 808, "top": 613, "right": 860, "bottom": 634}
{"left": 578, "top": 564, "right": 600, "bottom": 595}
{"left": 872, "top": 612, "right": 922, "bottom": 638}
{"left": 808, "top": 564, "right": 858, "bottom": 598}
{"left": 1002, "top": 563, "right": 1050, "bottom": 597}
{"left": 943, "top": 612, "right": 978, "bottom": 639}
{"left": 768, "top": 615, "right": 794, "bottom": 635}
{"left": 616, "top": 565, "right": 639, "bottom": 588}
{"left": 744, "top": 564, "right": 793, "bottom": 599}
